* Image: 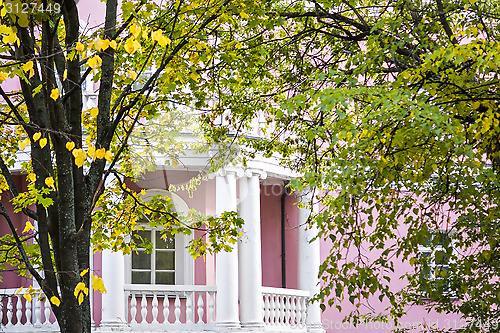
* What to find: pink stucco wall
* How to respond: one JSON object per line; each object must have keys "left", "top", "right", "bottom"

{"left": 0, "top": 174, "right": 32, "bottom": 289}
{"left": 260, "top": 185, "right": 298, "bottom": 289}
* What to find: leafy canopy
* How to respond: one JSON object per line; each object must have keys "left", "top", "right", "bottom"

{"left": 202, "top": 0, "right": 500, "bottom": 330}
{"left": 0, "top": 0, "right": 262, "bottom": 332}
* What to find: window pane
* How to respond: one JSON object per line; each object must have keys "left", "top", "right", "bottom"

{"left": 156, "top": 232, "right": 175, "bottom": 249}
{"left": 156, "top": 251, "right": 175, "bottom": 270}
{"left": 132, "top": 271, "right": 151, "bottom": 284}
{"left": 156, "top": 272, "right": 175, "bottom": 285}
{"left": 135, "top": 230, "right": 152, "bottom": 248}
{"left": 132, "top": 250, "right": 151, "bottom": 269}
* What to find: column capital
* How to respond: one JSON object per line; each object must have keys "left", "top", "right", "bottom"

{"left": 209, "top": 167, "right": 245, "bottom": 179}
{"left": 243, "top": 168, "right": 267, "bottom": 180}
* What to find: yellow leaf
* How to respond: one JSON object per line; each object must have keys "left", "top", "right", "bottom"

{"left": 50, "top": 88, "right": 59, "bottom": 101}
{"left": 90, "top": 108, "right": 98, "bottom": 117}
{"left": 78, "top": 293, "right": 84, "bottom": 304}
{"left": 28, "top": 173, "right": 36, "bottom": 182}
{"left": 75, "top": 42, "right": 85, "bottom": 52}
{"left": 0, "top": 72, "right": 8, "bottom": 81}
{"left": 22, "top": 61, "right": 33, "bottom": 72}
{"left": 88, "top": 56, "right": 102, "bottom": 69}
{"left": 88, "top": 145, "right": 95, "bottom": 158}
{"left": 80, "top": 269, "right": 89, "bottom": 277}
{"left": 74, "top": 282, "right": 89, "bottom": 298}
{"left": 72, "top": 148, "right": 81, "bottom": 158}
{"left": 66, "top": 141, "right": 75, "bottom": 151}
{"left": 140, "top": 189, "right": 146, "bottom": 195}
{"left": 124, "top": 38, "right": 140, "bottom": 54}
{"left": 50, "top": 296, "right": 61, "bottom": 307}
{"left": 151, "top": 30, "right": 162, "bottom": 41}
{"left": 45, "top": 177, "right": 54, "bottom": 188}
{"left": 75, "top": 154, "right": 86, "bottom": 167}
{"left": 100, "top": 39, "right": 110, "bottom": 51}
{"left": 128, "top": 71, "right": 138, "bottom": 80}
{"left": 240, "top": 12, "right": 249, "bottom": 19}
{"left": 105, "top": 150, "right": 113, "bottom": 162}
{"left": 14, "top": 287, "right": 23, "bottom": 296}
{"left": 129, "top": 23, "right": 141, "bottom": 38}
{"left": 23, "top": 294, "right": 32, "bottom": 302}
{"left": 72, "top": 148, "right": 87, "bottom": 167}
{"left": 63, "top": 69, "right": 67, "bottom": 81}
{"left": 39, "top": 137, "right": 47, "bottom": 149}
{"left": 23, "top": 221, "right": 34, "bottom": 233}
{"left": 109, "top": 40, "right": 117, "bottom": 49}
{"left": 190, "top": 72, "right": 200, "bottom": 82}
{"left": 33, "top": 132, "right": 41, "bottom": 142}
{"left": 19, "top": 140, "right": 26, "bottom": 150}
{"left": 3, "top": 31, "right": 18, "bottom": 44}
{"left": 157, "top": 35, "right": 168, "bottom": 47}
{"left": 91, "top": 275, "right": 107, "bottom": 294}
{"left": 95, "top": 148, "right": 105, "bottom": 159}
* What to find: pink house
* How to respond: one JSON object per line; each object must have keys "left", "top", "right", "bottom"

{"left": 0, "top": 2, "right": 465, "bottom": 332}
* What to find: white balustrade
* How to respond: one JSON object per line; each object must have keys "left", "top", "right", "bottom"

{"left": 262, "top": 287, "right": 310, "bottom": 331}
{"left": 124, "top": 284, "right": 217, "bottom": 331}
{"left": 0, "top": 289, "right": 58, "bottom": 332}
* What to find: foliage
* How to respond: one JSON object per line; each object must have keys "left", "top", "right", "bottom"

{"left": 202, "top": 0, "right": 500, "bottom": 331}
{"left": 0, "top": 0, "right": 258, "bottom": 332}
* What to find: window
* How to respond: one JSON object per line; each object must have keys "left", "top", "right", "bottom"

{"left": 418, "top": 230, "right": 455, "bottom": 298}
{"left": 126, "top": 189, "right": 194, "bottom": 285}
{"left": 131, "top": 229, "right": 176, "bottom": 284}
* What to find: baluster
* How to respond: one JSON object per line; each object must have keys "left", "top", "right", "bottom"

{"left": 140, "top": 294, "right": 147, "bottom": 324}
{"left": 285, "top": 296, "right": 291, "bottom": 326}
{"left": 263, "top": 294, "right": 270, "bottom": 324}
{"left": 186, "top": 291, "right": 193, "bottom": 324}
{"left": 300, "top": 297, "right": 307, "bottom": 326}
{"left": 25, "top": 296, "right": 32, "bottom": 326}
{"left": 34, "top": 296, "right": 42, "bottom": 325}
{"left": 130, "top": 293, "right": 137, "bottom": 324}
{"left": 290, "top": 296, "right": 296, "bottom": 327}
{"left": 280, "top": 296, "right": 285, "bottom": 326}
{"left": 208, "top": 291, "right": 215, "bottom": 322}
{"left": 174, "top": 293, "right": 181, "bottom": 323}
{"left": 44, "top": 297, "right": 51, "bottom": 324}
{"left": 277, "top": 295, "right": 283, "bottom": 325}
{"left": 269, "top": 294, "right": 276, "bottom": 325}
{"left": 16, "top": 295, "right": 23, "bottom": 326}
{"left": 6, "top": 296, "right": 13, "bottom": 327}
{"left": 279, "top": 295, "right": 284, "bottom": 325}
{"left": 163, "top": 296, "right": 170, "bottom": 324}
{"left": 151, "top": 293, "right": 159, "bottom": 324}
{"left": 295, "top": 296, "right": 301, "bottom": 326}
{"left": 197, "top": 292, "right": 204, "bottom": 324}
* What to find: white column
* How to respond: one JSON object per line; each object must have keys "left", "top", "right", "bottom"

{"left": 99, "top": 249, "right": 128, "bottom": 329}
{"left": 215, "top": 169, "right": 241, "bottom": 329}
{"left": 239, "top": 169, "right": 266, "bottom": 329}
{"left": 297, "top": 190, "right": 325, "bottom": 333}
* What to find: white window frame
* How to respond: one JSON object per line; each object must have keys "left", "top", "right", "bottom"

{"left": 418, "top": 229, "right": 456, "bottom": 298}
{"left": 125, "top": 189, "right": 194, "bottom": 285}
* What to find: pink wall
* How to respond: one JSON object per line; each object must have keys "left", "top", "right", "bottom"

{"left": 260, "top": 185, "right": 298, "bottom": 289}
{"left": 318, "top": 204, "right": 463, "bottom": 332}
{"left": 0, "top": 174, "right": 32, "bottom": 289}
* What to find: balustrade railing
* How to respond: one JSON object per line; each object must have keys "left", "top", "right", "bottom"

{"left": 124, "top": 284, "right": 216, "bottom": 330}
{"left": 262, "top": 287, "right": 309, "bottom": 331}
{"left": 0, "top": 288, "right": 58, "bottom": 332}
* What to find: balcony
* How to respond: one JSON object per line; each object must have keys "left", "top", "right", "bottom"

{"left": 1, "top": 286, "right": 311, "bottom": 332}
